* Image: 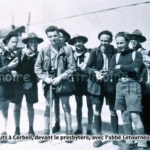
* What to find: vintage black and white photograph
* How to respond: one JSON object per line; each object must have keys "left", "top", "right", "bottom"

{"left": 0, "top": 0, "right": 150, "bottom": 149}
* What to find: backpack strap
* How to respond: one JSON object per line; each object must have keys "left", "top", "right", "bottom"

{"left": 116, "top": 51, "right": 136, "bottom": 65}
{"left": 131, "top": 51, "right": 136, "bottom": 62}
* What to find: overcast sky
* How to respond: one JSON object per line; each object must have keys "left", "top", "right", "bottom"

{"left": 1, "top": 0, "right": 149, "bottom": 48}
{"left": 0, "top": 0, "right": 100, "bottom": 28}
{"left": 0, "top": 0, "right": 147, "bottom": 28}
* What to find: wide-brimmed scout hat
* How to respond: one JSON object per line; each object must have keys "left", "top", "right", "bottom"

{"left": 68, "top": 34, "right": 88, "bottom": 45}
{"left": 59, "top": 28, "right": 71, "bottom": 42}
{"left": 3, "top": 31, "right": 18, "bottom": 44}
{"left": 130, "top": 29, "right": 146, "bottom": 43}
{"left": 22, "top": 32, "right": 43, "bottom": 44}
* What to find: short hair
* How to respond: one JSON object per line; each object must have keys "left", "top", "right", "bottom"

{"left": 115, "top": 32, "right": 130, "bottom": 42}
{"left": 45, "top": 26, "right": 59, "bottom": 34}
{"left": 98, "top": 30, "right": 113, "bottom": 40}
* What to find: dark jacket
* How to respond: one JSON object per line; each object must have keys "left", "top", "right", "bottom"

{"left": 86, "top": 45, "right": 115, "bottom": 96}
{"left": 0, "top": 48, "right": 20, "bottom": 101}
{"left": 109, "top": 49, "right": 142, "bottom": 81}
{"left": 16, "top": 48, "right": 38, "bottom": 85}
{"left": 73, "top": 47, "right": 90, "bottom": 95}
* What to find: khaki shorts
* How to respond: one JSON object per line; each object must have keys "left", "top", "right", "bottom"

{"left": 115, "top": 81, "right": 142, "bottom": 112}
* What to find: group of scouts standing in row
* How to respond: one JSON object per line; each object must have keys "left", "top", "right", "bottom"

{"left": 0, "top": 25, "right": 150, "bottom": 150}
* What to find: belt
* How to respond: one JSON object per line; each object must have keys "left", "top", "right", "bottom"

{"left": 118, "top": 78, "right": 137, "bottom": 82}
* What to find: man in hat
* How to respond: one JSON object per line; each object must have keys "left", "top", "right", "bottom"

{"left": 0, "top": 31, "right": 19, "bottom": 142}
{"left": 35, "top": 26, "right": 76, "bottom": 143}
{"left": 130, "top": 29, "right": 150, "bottom": 146}
{"left": 130, "top": 29, "right": 150, "bottom": 68}
{"left": 52, "top": 28, "right": 71, "bottom": 133}
{"left": 130, "top": 29, "right": 149, "bottom": 55}
{"left": 68, "top": 35, "right": 93, "bottom": 135}
{"left": 86, "top": 30, "right": 120, "bottom": 147}
{"left": 10, "top": 32, "right": 43, "bottom": 136}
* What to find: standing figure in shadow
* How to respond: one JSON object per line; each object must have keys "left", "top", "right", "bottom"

{"left": 86, "top": 30, "right": 119, "bottom": 147}
{"left": 68, "top": 35, "right": 93, "bottom": 135}
{"left": 11, "top": 32, "right": 43, "bottom": 136}
{"left": 35, "top": 26, "right": 76, "bottom": 143}
{"left": 0, "top": 31, "right": 19, "bottom": 142}
{"left": 52, "top": 28, "right": 71, "bottom": 133}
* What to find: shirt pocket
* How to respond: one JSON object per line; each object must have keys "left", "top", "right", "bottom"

{"left": 43, "top": 58, "right": 50, "bottom": 71}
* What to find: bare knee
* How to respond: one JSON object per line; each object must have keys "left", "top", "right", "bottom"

{"left": 122, "top": 111, "right": 131, "bottom": 124}
{"left": 27, "top": 103, "right": 34, "bottom": 111}
{"left": 131, "top": 113, "right": 141, "bottom": 124}
{"left": 1, "top": 103, "right": 9, "bottom": 118}
{"left": 93, "top": 104, "right": 101, "bottom": 116}
{"left": 14, "top": 103, "right": 21, "bottom": 112}
{"left": 62, "top": 104, "right": 70, "bottom": 113}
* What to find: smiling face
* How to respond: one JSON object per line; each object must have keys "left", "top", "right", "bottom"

{"left": 7, "top": 36, "right": 18, "bottom": 51}
{"left": 115, "top": 36, "right": 129, "bottom": 52}
{"left": 28, "top": 39, "right": 39, "bottom": 52}
{"left": 74, "top": 38, "right": 84, "bottom": 51}
{"left": 47, "top": 30, "right": 60, "bottom": 46}
{"left": 99, "top": 34, "right": 112, "bottom": 52}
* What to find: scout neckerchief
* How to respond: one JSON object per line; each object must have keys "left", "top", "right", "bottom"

{"left": 74, "top": 49, "right": 86, "bottom": 67}
{"left": 100, "top": 46, "right": 108, "bottom": 71}
{"left": 3, "top": 46, "right": 18, "bottom": 60}
{"left": 24, "top": 47, "right": 38, "bottom": 58}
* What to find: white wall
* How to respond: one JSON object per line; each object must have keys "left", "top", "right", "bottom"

{"left": 27, "top": 1, "right": 150, "bottom": 50}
